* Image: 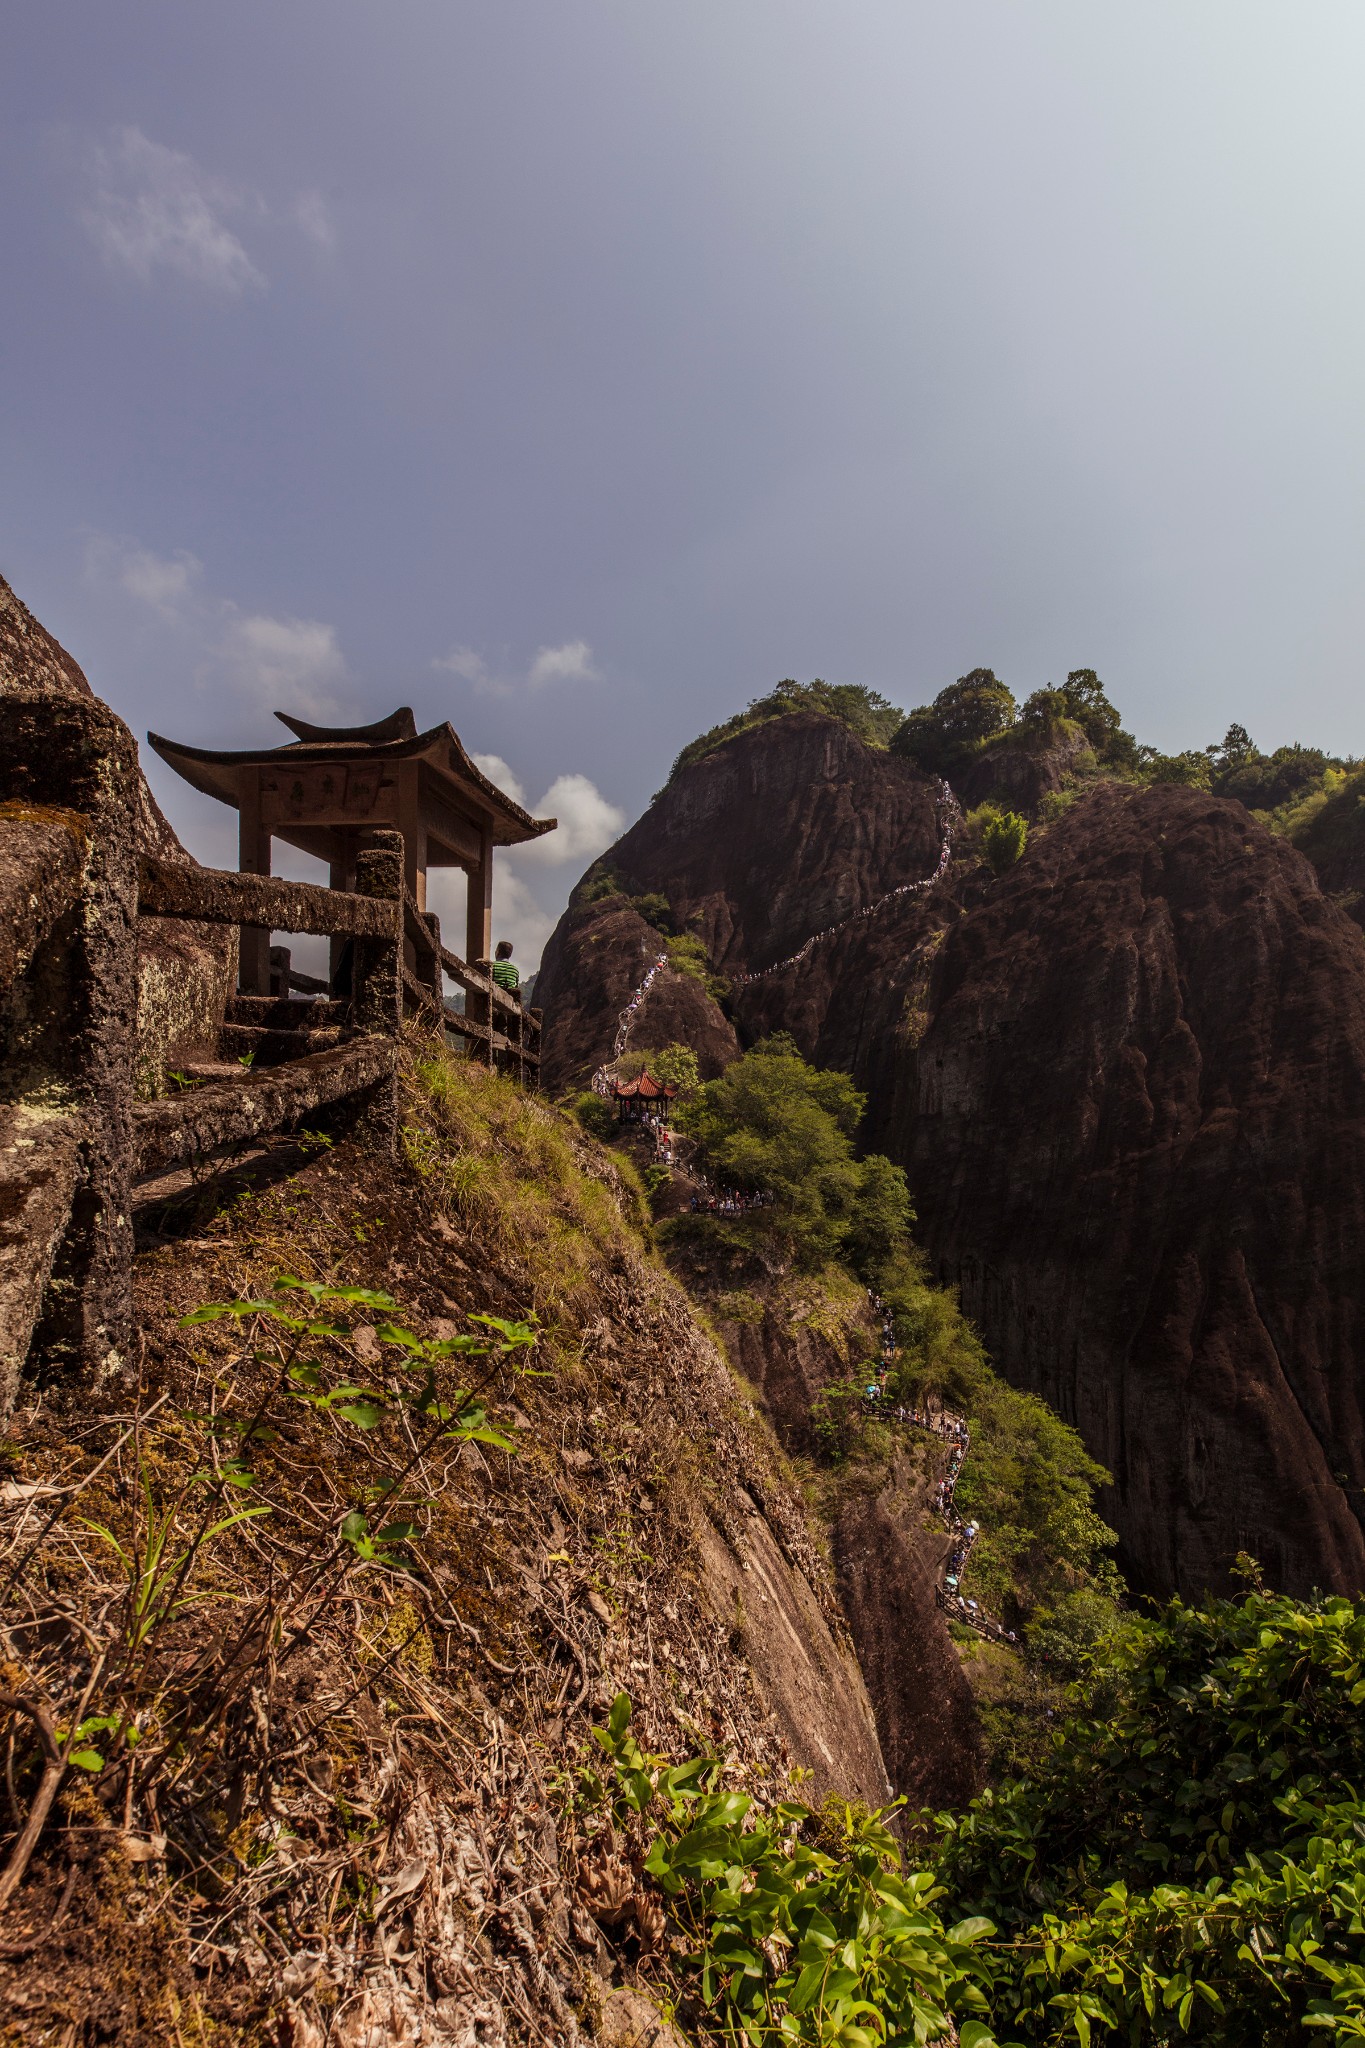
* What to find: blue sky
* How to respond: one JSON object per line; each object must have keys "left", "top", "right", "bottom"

{"left": 5, "top": 3, "right": 1365, "bottom": 964}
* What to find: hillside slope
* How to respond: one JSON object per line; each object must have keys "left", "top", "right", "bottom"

{"left": 0, "top": 1041, "right": 890, "bottom": 2044}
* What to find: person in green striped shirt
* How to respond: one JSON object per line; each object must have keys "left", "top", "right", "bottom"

{"left": 491, "top": 939, "right": 520, "bottom": 995}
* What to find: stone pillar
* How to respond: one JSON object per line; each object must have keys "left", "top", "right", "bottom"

{"left": 465, "top": 819, "right": 494, "bottom": 966}
{"left": 238, "top": 769, "right": 271, "bottom": 995}
{"left": 351, "top": 829, "right": 402, "bottom": 1156}
{"left": 0, "top": 693, "right": 137, "bottom": 1393}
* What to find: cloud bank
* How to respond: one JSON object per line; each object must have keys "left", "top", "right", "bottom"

{"left": 80, "top": 126, "right": 336, "bottom": 293}
{"left": 434, "top": 639, "right": 601, "bottom": 696}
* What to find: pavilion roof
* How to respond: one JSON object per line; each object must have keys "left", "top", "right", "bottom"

{"left": 147, "top": 707, "right": 555, "bottom": 849}
{"left": 612, "top": 1072, "right": 679, "bottom": 1100}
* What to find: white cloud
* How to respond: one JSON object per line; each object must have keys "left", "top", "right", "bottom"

{"left": 84, "top": 535, "right": 202, "bottom": 616}
{"left": 215, "top": 614, "right": 349, "bottom": 717}
{"left": 433, "top": 637, "right": 601, "bottom": 695}
{"left": 515, "top": 771, "right": 624, "bottom": 866}
{"left": 472, "top": 752, "right": 622, "bottom": 864}
{"left": 434, "top": 645, "right": 492, "bottom": 689}
{"left": 85, "top": 528, "right": 352, "bottom": 721}
{"left": 83, "top": 126, "right": 264, "bottom": 293}
{"left": 527, "top": 639, "right": 599, "bottom": 688}
{"left": 486, "top": 868, "right": 555, "bottom": 966}
{"left": 470, "top": 752, "right": 528, "bottom": 808}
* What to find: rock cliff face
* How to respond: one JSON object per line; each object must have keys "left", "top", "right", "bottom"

{"left": 898, "top": 782, "right": 1365, "bottom": 1599}
{"left": 541, "top": 712, "right": 1365, "bottom": 1600}
{"left": 708, "top": 1284, "right": 982, "bottom": 1808}
{"left": 538, "top": 712, "right": 948, "bottom": 1093}
{"left": 0, "top": 574, "right": 236, "bottom": 1093}
{"left": 538, "top": 899, "right": 739, "bottom": 1095}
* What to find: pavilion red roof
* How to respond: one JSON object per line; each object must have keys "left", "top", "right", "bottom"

{"left": 612, "top": 1071, "right": 679, "bottom": 1100}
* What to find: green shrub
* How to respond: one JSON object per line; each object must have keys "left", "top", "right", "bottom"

{"left": 892, "top": 668, "right": 1017, "bottom": 775}
{"left": 980, "top": 808, "right": 1028, "bottom": 873}
{"left": 571, "top": 1090, "right": 615, "bottom": 1141}
{"left": 680, "top": 1035, "right": 908, "bottom": 1269}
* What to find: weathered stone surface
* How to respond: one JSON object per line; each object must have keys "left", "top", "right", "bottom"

{"left": 897, "top": 783, "right": 1365, "bottom": 1598}
{"left": 133, "top": 1035, "right": 398, "bottom": 1176}
{"left": 958, "top": 725, "right": 1094, "bottom": 817}
{"left": 0, "top": 691, "right": 140, "bottom": 1390}
{"left": 0, "top": 1107, "right": 84, "bottom": 1416}
{"left": 138, "top": 852, "right": 400, "bottom": 938}
{"left": 600, "top": 711, "right": 943, "bottom": 974}
{"left": 537, "top": 713, "right": 945, "bottom": 1093}
{"left": 0, "top": 573, "right": 238, "bottom": 1094}
{"left": 0, "top": 811, "right": 87, "bottom": 990}
{"left": 716, "top": 1297, "right": 982, "bottom": 1807}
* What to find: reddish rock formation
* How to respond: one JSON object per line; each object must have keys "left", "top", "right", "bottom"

{"left": 538, "top": 898, "right": 739, "bottom": 1094}
{"left": 543, "top": 710, "right": 1365, "bottom": 1601}
{"left": 0, "top": 574, "right": 236, "bottom": 1092}
{"left": 538, "top": 711, "right": 948, "bottom": 1092}
{"left": 709, "top": 1288, "right": 982, "bottom": 1808}
{"left": 898, "top": 783, "right": 1365, "bottom": 1599}
{"left": 958, "top": 726, "right": 1094, "bottom": 817}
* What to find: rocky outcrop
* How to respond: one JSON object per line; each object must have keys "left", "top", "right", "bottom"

{"left": 707, "top": 1280, "right": 982, "bottom": 1808}
{"left": 898, "top": 783, "right": 1365, "bottom": 1599}
{"left": 543, "top": 708, "right": 1365, "bottom": 1603}
{"left": 0, "top": 574, "right": 235, "bottom": 1093}
{"left": 538, "top": 712, "right": 951, "bottom": 1094}
{"left": 538, "top": 899, "right": 738, "bottom": 1095}
{"left": 958, "top": 726, "right": 1094, "bottom": 818}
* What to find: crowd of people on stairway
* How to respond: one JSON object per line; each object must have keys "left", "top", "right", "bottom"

{"left": 862, "top": 1291, "right": 1017, "bottom": 1648}
{"left": 688, "top": 1184, "right": 774, "bottom": 1216}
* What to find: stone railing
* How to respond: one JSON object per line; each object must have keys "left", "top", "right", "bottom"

{"left": 0, "top": 689, "right": 534, "bottom": 1417}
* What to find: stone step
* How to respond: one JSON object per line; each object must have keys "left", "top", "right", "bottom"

{"left": 225, "top": 996, "right": 349, "bottom": 1029}
{"left": 218, "top": 1022, "right": 348, "bottom": 1067}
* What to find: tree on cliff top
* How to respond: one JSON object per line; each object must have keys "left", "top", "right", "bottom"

{"left": 667, "top": 678, "right": 903, "bottom": 781}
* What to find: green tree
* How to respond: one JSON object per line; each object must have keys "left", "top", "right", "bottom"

{"left": 680, "top": 1035, "right": 906, "bottom": 1267}
{"left": 1210, "top": 720, "right": 1257, "bottom": 772}
{"left": 893, "top": 670, "right": 1017, "bottom": 775}
{"left": 649, "top": 1042, "right": 701, "bottom": 1097}
{"left": 1057, "top": 668, "right": 1123, "bottom": 752}
{"left": 1017, "top": 687, "right": 1069, "bottom": 745}
{"left": 844, "top": 1153, "right": 914, "bottom": 1277}
{"left": 1140, "top": 747, "right": 1213, "bottom": 790}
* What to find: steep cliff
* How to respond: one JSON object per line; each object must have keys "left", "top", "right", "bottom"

{"left": 898, "top": 781, "right": 1365, "bottom": 1599}
{"left": 540, "top": 711, "right": 1365, "bottom": 1601}
{"left": 538, "top": 711, "right": 950, "bottom": 1094}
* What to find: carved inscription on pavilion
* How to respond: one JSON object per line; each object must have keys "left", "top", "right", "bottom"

{"left": 259, "top": 764, "right": 390, "bottom": 825}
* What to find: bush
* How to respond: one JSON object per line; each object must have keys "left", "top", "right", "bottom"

{"left": 648, "top": 1042, "right": 701, "bottom": 1096}
{"left": 1140, "top": 747, "right": 1212, "bottom": 789}
{"left": 980, "top": 808, "right": 1028, "bottom": 873}
{"left": 570, "top": 1090, "right": 616, "bottom": 1142}
{"left": 680, "top": 1035, "right": 907, "bottom": 1269}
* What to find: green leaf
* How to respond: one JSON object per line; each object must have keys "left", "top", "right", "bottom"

{"left": 67, "top": 1747, "right": 105, "bottom": 1771}
{"left": 340, "top": 1511, "right": 368, "bottom": 1544}
{"left": 948, "top": 1917, "right": 996, "bottom": 1944}
{"left": 336, "top": 1401, "right": 386, "bottom": 1429}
